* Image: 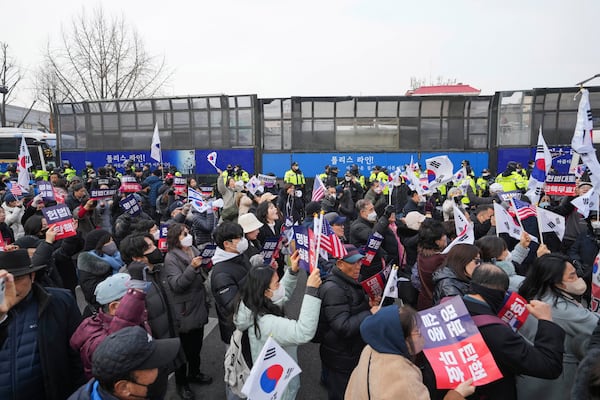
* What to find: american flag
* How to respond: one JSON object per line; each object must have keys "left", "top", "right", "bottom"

{"left": 311, "top": 175, "right": 326, "bottom": 202}
{"left": 319, "top": 217, "right": 347, "bottom": 258}
{"left": 8, "top": 183, "right": 22, "bottom": 196}
{"left": 512, "top": 198, "right": 537, "bottom": 220}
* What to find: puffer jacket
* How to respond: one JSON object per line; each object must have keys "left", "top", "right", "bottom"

{"left": 187, "top": 210, "right": 216, "bottom": 247}
{"left": 77, "top": 251, "right": 113, "bottom": 311}
{"left": 431, "top": 266, "right": 470, "bottom": 305}
{"left": 69, "top": 289, "right": 148, "bottom": 379}
{"left": 164, "top": 247, "right": 208, "bottom": 333}
{"left": 0, "top": 284, "right": 84, "bottom": 400}
{"left": 234, "top": 270, "right": 321, "bottom": 400}
{"left": 211, "top": 248, "right": 251, "bottom": 343}
{"left": 318, "top": 266, "right": 372, "bottom": 373}
{"left": 2, "top": 203, "right": 24, "bottom": 239}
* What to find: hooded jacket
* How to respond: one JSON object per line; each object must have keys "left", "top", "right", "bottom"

{"left": 345, "top": 305, "right": 464, "bottom": 400}
{"left": 211, "top": 247, "right": 251, "bottom": 343}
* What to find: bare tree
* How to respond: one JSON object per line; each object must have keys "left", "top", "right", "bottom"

{"left": 43, "top": 6, "right": 171, "bottom": 102}
{"left": 0, "top": 42, "right": 24, "bottom": 127}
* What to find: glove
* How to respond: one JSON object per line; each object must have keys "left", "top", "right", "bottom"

{"left": 384, "top": 205, "right": 395, "bottom": 218}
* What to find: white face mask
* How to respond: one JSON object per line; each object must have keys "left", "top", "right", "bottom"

{"left": 269, "top": 284, "right": 286, "bottom": 304}
{"left": 561, "top": 277, "right": 587, "bottom": 296}
{"left": 152, "top": 230, "right": 160, "bottom": 241}
{"left": 180, "top": 234, "right": 194, "bottom": 248}
{"left": 236, "top": 237, "right": 249, "bottom": 254}
{"left": 367, "top": 211, "right": 378, "bottom": 222}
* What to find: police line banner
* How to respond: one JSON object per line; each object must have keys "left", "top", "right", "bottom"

{"left": 417, "top": 296, "right": 503, "bottom": 389}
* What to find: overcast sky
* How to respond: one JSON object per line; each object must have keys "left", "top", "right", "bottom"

{"left": 3, "top": 0, "right": 599, "bottom": 107}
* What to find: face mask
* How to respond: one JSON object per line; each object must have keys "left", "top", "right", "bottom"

{"left": 269, "top": 284, "right": 286, "bottom": 304}
{"left": 145, "top": 248, "right": 164, "bottom": 265}
{"left": 471, "top": 282, "right": 507, "bottom": 314}
{"left": 345, "top": 176, "right": 352, "bottom": 182}
{"left": 152, "top": 230, "right": 160, "bottom": 241}
{"left": 180, "top": 234, "right": 194, "bottom": 248}
{"left": 539, "top": 202, "right": 550, "bottom": 208}
{"left": 103, "top": 242, "right": 118, "bottom": 256}
{"left": 561, "top": 277, "right": 587, "bottom": 296}
{"left": 374, "top": 187, "right": 382, "bottom": 194}
{"left": 295, "top": 190, "right": 303, "bottom": 198}
{"left": 236, "top": 237, "right": 249, "bottom": 253}
{"left": 367, "top": 211, "right": 377, "bottom": 222}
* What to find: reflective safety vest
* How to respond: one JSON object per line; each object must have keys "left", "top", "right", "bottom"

{"left": 495, "top": 172, "right": 527, "bottom": 192}
{"left": 284, "top": 169, "right": 305, "bottom": 186}
{"left": 34, "top": 169, "right": 49, "bottom": 181}
{"left": 369, "top": 171, "right": 389, "bottom": 195}
{"left": 64, "top": 167, "right": 77, "bottom": 181}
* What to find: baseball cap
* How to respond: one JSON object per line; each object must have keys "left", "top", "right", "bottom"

{"left": 324, "top": 212, "right": 346, "bottom": 226}
{"left": 94, "top": 273, "right": 131, "bottom": 305}
{"left": 237, "top": 213, "right": 264, "bottom": 233}
{"left": 92, "top": 326, "right": 180, "bottom": 382}
{"left": 404, "top": 211, "right": 426, "bottom": 231}
{"left": 168, "top": 200, "right": 184, "bottom": 214}
{"left": 489, "top": 183, "right": 503, "bottom": 193}
{"left": 340, "top": 244, "right": 364, "bottom": 263}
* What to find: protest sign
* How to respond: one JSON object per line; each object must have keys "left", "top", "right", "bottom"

{"left": 292, "top": 225, "right": 311, "bottom": 272}
{"left": 120, "top": 176, "right": 142, "bottom": 193}
{"left": 119, "top": 194, "right": 142, "bottom": 216}
{"left": 37, "top": 181, "right": 55, "bottom": 201}
{"left": 497, "top": 292, "right": 529, "bottom": 331}
{"left": 158, "top": 224, "right": 168, "bottom": 252}
{"left": 258, "top": 174, "right": 277, "bottom": 188}
{"left": 42, "top": 204, "right": 77, "bottom": 240}
{"left": 90, "top": 188, "right": 117, "bottom": 199}
{"left": 261, "top": 237, "right": 280, "bottom": 265}
{"left": 173, "top": 177, "right": 187, "bottom": 196}
{"left": 361, "top": 232, "right": 384, "bottom": 267}
{"left": 360, "top": 265, "right": 391, "bottom": 300}
{"left": 544, "top": 174, "right": 576, "bottom": 196}
{"left": 498, "top": 191, "right": 522, "bottom": 202}
{"left": 417, "top": 297, "right": 503, "bottom": 388}
{"left": 200, "top": 244, "right": 217, "bottom": 268}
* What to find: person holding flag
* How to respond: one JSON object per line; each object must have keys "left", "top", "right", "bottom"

{"left": 234, "top": 251, "right": 322, "bottom": 400}
{"left": 317, "top": 244, "right": 380, "bottom": 400}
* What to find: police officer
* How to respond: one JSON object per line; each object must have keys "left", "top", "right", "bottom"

{"left": 284, "top": 161, "right": 306, "bottom": 191}
{"left": 348, "top": 164, "right": 366, "bottom": 189}
{"left": 232, "top": 164, "right": 249, "bottom": 183}
{"left": 476, "top": 169, "right": 495, "bottom": 197}
{"left": 369, "top": 166, "right": 389, "bottom": 195}
{"left": 495, "top": 161, "right": 527, "bottom": 192}
{"left": 63, "top": 161, "right": 77, "bottom": 181}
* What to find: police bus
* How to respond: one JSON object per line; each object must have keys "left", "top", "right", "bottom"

{"left": 0, "top": 128, "right": 57, "bottom": 172}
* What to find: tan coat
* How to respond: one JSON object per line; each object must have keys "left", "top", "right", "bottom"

{"left": 345, "top": 345, "right": 464, "bottom": 400}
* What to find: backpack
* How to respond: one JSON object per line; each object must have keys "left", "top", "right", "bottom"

{"left": 224, "top": 329, "right": 253, "bottom": 397}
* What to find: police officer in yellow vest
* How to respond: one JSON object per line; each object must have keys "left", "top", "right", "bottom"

{"left": 369, "top": 165, "right": 389, "bottom": 195}
{"left": 348, "top": 164, "right": 366, "bottom": 189}
{"left": 233, "top": 164, "right": 250, "bottom": 183}
{"left": 284, "top": 161, "right": 306, "bottom": 190}
{"left": 62, "top": 161, "right": 77, "bottom": 181}
{"left": 495, "top": 161, "right": 527, "bottom": 192}
{"left": 33, "top": 165, "right": 49, "bottom": 181}
{"left": 476, "top": 169, "right": 494, "bottom": 197}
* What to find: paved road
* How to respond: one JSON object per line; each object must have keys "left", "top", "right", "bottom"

{"left": 78, "top": 269, "right": 328, "bottom": 399}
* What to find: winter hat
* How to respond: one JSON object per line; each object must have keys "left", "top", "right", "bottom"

{"left": 84, "top": 229, "right": 112, "bottom": 251}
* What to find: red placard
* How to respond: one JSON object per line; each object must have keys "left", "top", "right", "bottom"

{"left": 497, "top": 292, "right": 529, "bottom": 331}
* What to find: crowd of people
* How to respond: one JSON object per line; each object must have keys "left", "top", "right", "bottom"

{"left": 1, "top": 157, "right": 600, "bottom": 400}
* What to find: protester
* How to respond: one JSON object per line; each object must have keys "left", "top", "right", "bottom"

{"left": 416, "top": 219, "right": 448, "bottom": 310}
{"left": 345, "top": 305, "right": 475, "bottom": 400}
{"left": 318, "top": 244, "right": 380, "bottom": 400}
{"left": 518, "top": 253, "right": 599, "bottom": 399}
{"left": 68, "top": 326, "right": 180, "bottom": 400}
{"left": 234, "top": 251, "right": 322, "bottom": 400}
{"left": 431, "top": 243, "right": 480, "bottom": 305}
{"left": 0, "top": 250, "right": 85, "bottom": 400}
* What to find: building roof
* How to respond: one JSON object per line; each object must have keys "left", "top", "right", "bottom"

{"left": 406, "top": 84, "right": 481, "bottom": 96}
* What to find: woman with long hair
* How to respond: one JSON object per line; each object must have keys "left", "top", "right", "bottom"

{"left": 345, "top": 305, "right": 474, "bottom": 399}
{"left": 164, "top": 223, "right": 211, "bottom": 400}
{"left": 431, "top": 244, "right": 480, "bottom": 305}
{"left": 517, "top": 253, "right": 600, "bottom": 400}
{"left": 234, "top": 251, "right": 322, "bottom": 400}
{"left": 416, "top": 219, "right": 448, "bottom": 310}
{"left": 256, "top": 200, "right": 285, "bottom": 276}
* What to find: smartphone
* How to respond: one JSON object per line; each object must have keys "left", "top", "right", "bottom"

{"left": 0, "top": 278, "right": 5, "bottom": 306}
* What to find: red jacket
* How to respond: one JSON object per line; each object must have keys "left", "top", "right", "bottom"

{"left": 69, "top": 289, "right": 150, "bottom": 379}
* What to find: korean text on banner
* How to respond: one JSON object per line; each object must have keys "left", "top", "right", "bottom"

{"left": 292, "top": 225, "right": 311, "bottom": 272}
{"left": 361, "top": 232, "right": 384, "bottom": 267}
{"left": 42, "top": 204, "right": 77, "bottom": 240}
{"left": 417, "top": 296, "right": 503, "bottom": 389}
{"left": 119, "top": 194, "right": 142, "bottom": 216}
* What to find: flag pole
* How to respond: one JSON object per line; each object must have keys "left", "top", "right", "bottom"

{"left": 493, "top": 200, "right": 500, "bottom": 238}
{"left": 314, "top": 211, "right": 325, "bottom": 269}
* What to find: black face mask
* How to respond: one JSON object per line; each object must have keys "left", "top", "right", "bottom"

{"left": 145, "top": 248, "right": 164, "bottom": 265}
{"left": 471, "top": 282, "right": 507, "bottom": 314}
